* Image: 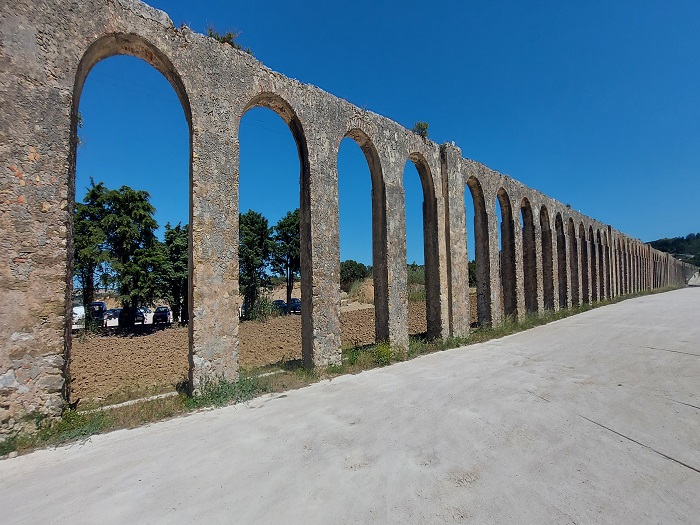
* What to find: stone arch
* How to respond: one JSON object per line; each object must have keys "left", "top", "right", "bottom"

{"left": 407, "top": 152, "right": 441, "bottom": 338}
{"left": 341, "top": 128, "right": 389, "bottom": 343}
{"left": 520, "top": 198, "right": 537, "bottom": 313}
{"left": 579, "top": 223, "right": 589, "bottom": 303}
{"left": 555, "top": 213, "right": 568, "bottom": 308}
{"left": 589, "top": 226, "right": 598, "bottom": 302}
{"left": 241, "top": 92, "right": 315, "bottom": 363}
{"left": 69, "top": 32, "right": 195, "bottom": 392}
{"left": 497, "top": 188, "right": 517, "bottom": 318}
{"left": 540, "top": 206, "right": 555, "bottom": 310}
{"left": 466, "top": 176, "right": 492, "bottom": 325}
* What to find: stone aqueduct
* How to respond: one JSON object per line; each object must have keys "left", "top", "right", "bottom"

{"left": 1, "top": 0, "right": 696, "bottom": 432}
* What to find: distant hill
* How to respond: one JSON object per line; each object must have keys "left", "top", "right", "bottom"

{"left": 648, "top": 233, "right": 700, "bottom": 266}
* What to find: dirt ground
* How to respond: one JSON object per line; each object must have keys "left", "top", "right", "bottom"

{"left": 70, "top": 296, "right": 477, "bottom": 403}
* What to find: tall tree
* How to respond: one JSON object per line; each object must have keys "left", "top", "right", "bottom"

{"left": 272, "top": 209, "right": 300, "bottom": 313}
{"left": 101, "top": 185, "right": 159, "bottom": 312}
{"left": 239, "top": 210, "right": 273, "bottom": 316}
{"left": 163, "top": 222, "right": 189, "bottom": 323}
{"left": 73, "top": 179, "right": 109, "bottom": 307}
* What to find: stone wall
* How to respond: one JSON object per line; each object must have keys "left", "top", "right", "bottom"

{"left": 1, "top": 0, "right": 696, "bottom": 437}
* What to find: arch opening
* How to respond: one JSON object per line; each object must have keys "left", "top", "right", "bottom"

{"left": 579, "top": 223, "right": 590, "bottom": 304}
{"left": 521, "top": 199, "right": 537, "bottom": 313}
{"left": 497, "top": 188, "right": 517, "bottom": 319}
{"left": 69, "top": 34, "right": 193, "bottom": 403}
{"left": 568, "top": 218, "right": 580, "bottom": 305}
{"left": 555, "top": 214, "right": 567, "bottom": 308}
{"left": 540, "top": 207, "right": 555, "bottom": 309}
{"left": 466, "top": 177, "right": 491, "bottom": 325}
{"left": 338, "top": 130, "right": 389, "bottom": 347}
{"left": 596, "top": 230, "right": 605, "bottom": 300}
{"left": 405, "top": 153, "right": 441, "bottom": 339}
{"left": 238, "top": 100, "right": 307, "bottom": 365}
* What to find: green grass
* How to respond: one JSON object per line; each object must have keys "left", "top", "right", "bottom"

{"left": 1, "top": 284, "right": 683, "bottom": 458}
{"left": 186, "top": 376, "right": 264, "bottom": 409}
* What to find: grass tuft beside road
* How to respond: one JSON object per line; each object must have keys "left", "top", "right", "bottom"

{"left": 0, "top": 285, "right": 681, "bottom": 458}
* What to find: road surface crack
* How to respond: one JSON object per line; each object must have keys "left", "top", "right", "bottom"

{"left": 578, "top": 415, "right": 700, "bottom": 474}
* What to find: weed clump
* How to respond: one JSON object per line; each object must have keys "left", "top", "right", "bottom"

{"left": 187, "top": 376, "right": 262, "bottom": 409}
{"left": 372, "top": 342, "right": 392, "bottom": 366}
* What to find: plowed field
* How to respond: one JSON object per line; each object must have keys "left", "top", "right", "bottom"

{"left": 70, "top": 297, "right": 477, "bottom": 402}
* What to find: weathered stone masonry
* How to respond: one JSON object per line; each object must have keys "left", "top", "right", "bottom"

{"left": 1, "top": 0, "right": 697, "bottom": 435}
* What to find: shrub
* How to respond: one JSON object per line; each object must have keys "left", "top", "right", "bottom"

{"left": 372, "top": 342, "right": 392, "bottom": 366}
{"left": 412, "top": 121, "right": 429, "bottom": 139}
{"left": 248, "top": 296, "right": 280, "bottom": 322}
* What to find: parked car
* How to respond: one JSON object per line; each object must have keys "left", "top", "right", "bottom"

{"left": 137, "top": 306, "right": 152, "bottom": 325}
{"left": 272, "top": 299, "right": 287, "bottom": 314}
{"left": 87, "top": 301, "right": 107, "bottom": 323}
{"left": 153, "top": 306, "right": 172, "bottom": 325}
{"left": 103, "top": 308, "right": 121, "bottom": 327}
{"left": 289, "top": 298, "right": 301, "bottom": 314}
{"left": 71, "top": 306, "right": 85, "bottom": 331}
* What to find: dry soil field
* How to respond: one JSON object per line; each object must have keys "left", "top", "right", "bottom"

{"left": 70, "top": 297, "right": 477, "bottom": 403}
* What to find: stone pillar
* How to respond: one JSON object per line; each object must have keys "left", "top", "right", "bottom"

{"left": 441, "top": 146, "right": 470, "bottom": 337}
{"left": 384, "top": 171, "right": 409, "bottom": 350}
{"left": 486, "top": 203, "right": 503, "bottom": 325}
{"left": 190, "top": 122, "right": 240, "bottom": 388}
{"left": 609, "top": 237, "right": 617, "bottom": 298}
{"left": 0, "top": 18, "right": 74, "bottom": 433}
{"left": 300, "top": 131, "right": 341, "bottom": 367}
{"left": 534, "top": 218, "right": 545, "bottom": 312}
{"left": 576, "top": 233, "right": 584, "bottom": 305}
{"left": 513, "top": 212, "right": 526, "bottom": 319}
{"left": 586, "top": 236, "right": 594, "bottom": 302}
{"left": 564, "top": 231, "right": 574, "bottom": 308}
{"left": 599, "top": 240, "right": 605, "bottom": 298}
{"left": 431, "top": 159, "right": 451, "bottom": 340}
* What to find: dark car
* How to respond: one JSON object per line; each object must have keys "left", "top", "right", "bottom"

{"left": 272, "top": 299, "right": 287, "bottom": 313}
{"left": 87, "top": 301, "right": 107, "bottom": 323}
{"left": 153, "top": 306, "right": 172, "bottom": 325}
{"left": 289, "top": 298, "right": 301, "bottom": 314}
{"left": 102, "top": 308, "right": 122, "bottom": 326}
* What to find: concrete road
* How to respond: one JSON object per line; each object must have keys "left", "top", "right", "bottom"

{"left": 1, "top": 289, "right": 698, "bottom": 524}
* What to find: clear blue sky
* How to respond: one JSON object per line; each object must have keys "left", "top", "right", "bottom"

{"left": 76, "top": 0, "right": 700, "bottom": 266}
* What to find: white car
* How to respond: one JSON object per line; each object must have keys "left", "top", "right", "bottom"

{"left": 71, "top": 306, "right": 85, "bottom": 330}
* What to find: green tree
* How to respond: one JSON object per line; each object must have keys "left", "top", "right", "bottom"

{"left": 468, "top": 260, "right": 477, "bottom": 287}
{"left": 340, "top": 260, "right": 369, "bottom": 290}
{"left": 73, "top": 179, "right": 109, "bottom": 307}
{"left": 162, "top": 222, "right": 189, "bottom": 323}
{"left": 101, "top": 185, "right": 160, "bottom": 317}
{"left": 272, "top": 209, "right": 300, "bottom": 314}
{"left": 239, "top": 210, "right": 273, "bottom": 317}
